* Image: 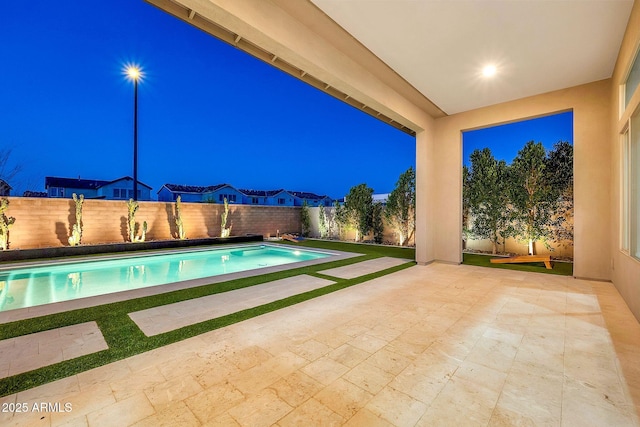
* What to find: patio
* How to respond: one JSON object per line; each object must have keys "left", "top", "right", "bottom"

{"left": 1, "top": 262, "right": 638, "bottom": 426}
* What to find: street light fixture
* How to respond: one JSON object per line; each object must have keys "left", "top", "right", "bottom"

{"left": 125, "top": 65, "right": 142, "bottom": 201}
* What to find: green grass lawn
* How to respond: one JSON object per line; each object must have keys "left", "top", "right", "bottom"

{"left": 462, "top": 252, "right": 573, "bottom": 276}
{"left": 0, "top": 240, "right": 415, "bottom": 397}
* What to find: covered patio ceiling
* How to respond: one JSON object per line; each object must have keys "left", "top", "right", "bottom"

{"left": 311, "top": 0, "right": 634, "bottom": 114}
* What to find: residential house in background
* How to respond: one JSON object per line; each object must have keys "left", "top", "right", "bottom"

{"left": 373, "top": 193, "right": 390, "bottom": 205}
{"left": 289, "top": 191, "right": 333, "bottom": 206}
{"left": 265, "top": 189, "right": 296, "bottom": 206}
{"left": 239, "top": 189, "right": 278, "bottom": 205}
{"left": 159, "top": 183, "right": 334, "bottom": 206}
{"left": 202, "top": 184, "right": 243, "bottom": 204}
{"left": 45, "top": 176, "right": 152, "bottom": 201}
{"left": 157, "top": 184, "right": 210, "bottom": 202}
{"left": 0, "top": 179, "right": 11, "bottom": 196}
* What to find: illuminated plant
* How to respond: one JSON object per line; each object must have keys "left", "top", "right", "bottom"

{"left": 318, "top": 203, "right": 328, "bottom": 238}
{"left": 127, "top": 199, "right": 147, "bottom": 242}
{"left": 221, "top": 197, "right": 232, "bottom": 238}
{"left": 175, "top": 196, "right": 186, "bottom": 240}
{"left": 68, "top": 193, "right": 84, "bottom": 246}
{"left": 0, "top": 198, "right": 15, "bottom": 250}
{"left": 300, "top": 200, "right": 311, "bottom": 237}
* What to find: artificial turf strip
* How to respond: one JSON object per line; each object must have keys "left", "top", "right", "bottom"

{"left": 0, "top": 240, "right": 415, "bottom": 397}
{"left": 462, "top": 253, "right": 573, "bottom": 276}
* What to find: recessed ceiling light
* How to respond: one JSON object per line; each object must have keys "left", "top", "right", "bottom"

{"left": 482, "top": 65, "right": 497, "bottom": 77}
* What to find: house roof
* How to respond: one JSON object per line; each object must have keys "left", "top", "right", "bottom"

{"left": 239, "top": 189, "right": 286, "bottom": 197}
{"left": 288, "top": 191, "right": 330, "bottom": 200}
{"left": 160, "top": 183, "right": 232, "bottom": 194}
{"left": 160, "top": 184, "right": 208, "bottom": 194}
{"left": 0, "top": 179, "right": 11, "bottom": 190}
{"left": 202, "top": 183, "right": 232, "bottom": 193}
{"left": 106, "top": 176, "right": 152, "bottom": 189}
{"left": 45, "top": 177, "right": 110, "bottom": 190}
{"left": 45, "top": 176, "right": 152, "bottom": 190}
{"left": 22, "top": 191, "right": 47, "bottom": 198}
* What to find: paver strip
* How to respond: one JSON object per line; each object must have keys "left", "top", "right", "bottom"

{"left": 129, "top": 275, "right": 335, "bottom": 336}
{"left": 0, "top": 321, "right": 108, "bottom": 379}
{"left": 318, "top": 257, "right": 412, "bottom": 279}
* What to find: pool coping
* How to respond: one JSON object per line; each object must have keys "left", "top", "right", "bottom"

{"left": 0, "top": 243, "right": 362, "bottom": 324}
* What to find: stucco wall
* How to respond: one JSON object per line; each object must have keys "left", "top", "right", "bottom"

{"left": 1, "top": 197, "right": 301, "bottom": 250}
{"left": 610, "top": 0, "right": 640, "bottom": 321}
{"left": 431, "top": 79, "right": 612, "bottom": 281}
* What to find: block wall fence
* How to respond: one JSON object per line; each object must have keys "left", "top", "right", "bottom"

{"left": 2, "top": 197, "right": 302, "bottom": 250}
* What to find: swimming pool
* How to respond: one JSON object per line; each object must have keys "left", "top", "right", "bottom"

{"left": 0, "top": 244, "right": 331, "bottom": 312}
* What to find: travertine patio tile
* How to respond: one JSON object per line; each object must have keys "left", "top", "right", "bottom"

{"left": 227, "top": 363, "right": 281, "bottom": 394}
{"left": 328, "top": 343, "right": 371, "bottom": 369}
{"left": 365, "top": 386, "right": 428, "bottom": 426}
{"left": 184, "top": 382, "right": 245, "bottom": 423}
{"left": 365, "top": 347, "right": 411, "bottom": 376}
{"left": 343, "top": 408, "right": 393, "bottom": 427}
{"left": 0, "top": 322, "right": 107, "bottom": 379}
{"left": 348, "top": 333, "right": 387, "bottom": 354}
{"left": 301, "top": 356, "right": 349, "bottom": 386}
{"left": 226, "top": 345, "right": 273, "bottom": 371}
{"left": 109, "top": 366, "right": 166, "bottom": 401}
{"left": 129, "top": 275, "right": 335, "bottom": 336}
{"left": 86, "top": 393, "right": 154, "bottom": 427}
{"left": 269, "top": 371, "right": 323, "bottom": 407}
{"left": 49, "top": 383, "right": 115, "bottom": 426}
{"left": 132, "top": 401, "right": 199, "bottom": 427}
{"left": 278, "top": 398, "right": 344, "bottom": 427}
{"left": 144, "top": 375, "right": 203, "bottom": 410}
{"left": 343, "top": 361, "right": 394, "bottom": 394}
{"left": 262, "top": 351, "right": 308, "bottom": 377}
{"left": 318, "top": 257, "right": 412, "bottom": 279}
{"left": 314, "top": 378, "right": 373, "bottom": 419}
{"left": 227, "top": 389, "right": 292, "bottom": 427}
{"left": 287, "top": 339, "right": 332, "bottom": 361}
{"left": 489, "top": 363, "right": 562, "bottom": 426}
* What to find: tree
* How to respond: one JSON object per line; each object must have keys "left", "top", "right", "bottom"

{"left": 0, "top": 148, "right": 22, "bottom": 192}
{"left": 545, "top": 141, "right": 574, "bottom": 245}
{"left": 300, "top": 200, "right": 311, "bottom": 237}
{"left": 462, "top": 165, "right": 472, "bottom": 249}
{"left": 344, "top": 183, "right": 374, "bottom": 241}
{"left": 467, "top": 148, "right": 510, "bottom": 254}
{"left": 334, "top": 199, "right": 349, "bottom": 239}
{"left": 385, "top": 167, "right": 415, "bottom": 246}
{"left": 318, "top": 202, "right": 329, "bottom": 238}
{"left": 507, "top": 141, "right": 556, "bottom": 255}
{"left": 372, "top": 202, "right": 385, "bottom": 244}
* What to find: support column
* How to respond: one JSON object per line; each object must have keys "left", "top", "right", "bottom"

{"left": 415, "top": 128, "right": 435, "bottom": 265}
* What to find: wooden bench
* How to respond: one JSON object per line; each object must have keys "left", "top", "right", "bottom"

{"left": 490, "top": 255, "right": 552, "bottom": 269}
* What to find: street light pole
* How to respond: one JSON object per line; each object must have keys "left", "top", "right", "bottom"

{"left": 126, "top": 65, "right": 141, "bottom": 201}
{"left": 133, "top": 76, "right": 138, "bottom": 201}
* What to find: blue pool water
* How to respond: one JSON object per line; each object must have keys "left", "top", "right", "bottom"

{"left": 0, "top": 245, "right": 330, "bottom": 312}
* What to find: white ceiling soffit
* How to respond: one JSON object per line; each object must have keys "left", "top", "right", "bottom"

{"left": 311, "top": 0, "right": 633, "bottom": 115}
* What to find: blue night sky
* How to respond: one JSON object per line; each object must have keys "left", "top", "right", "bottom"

{"left": 463, "top": 111, "right": 574, "bottom": 166}
{"left": 0, "top": 0, "right": 414, "bottom": 199}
